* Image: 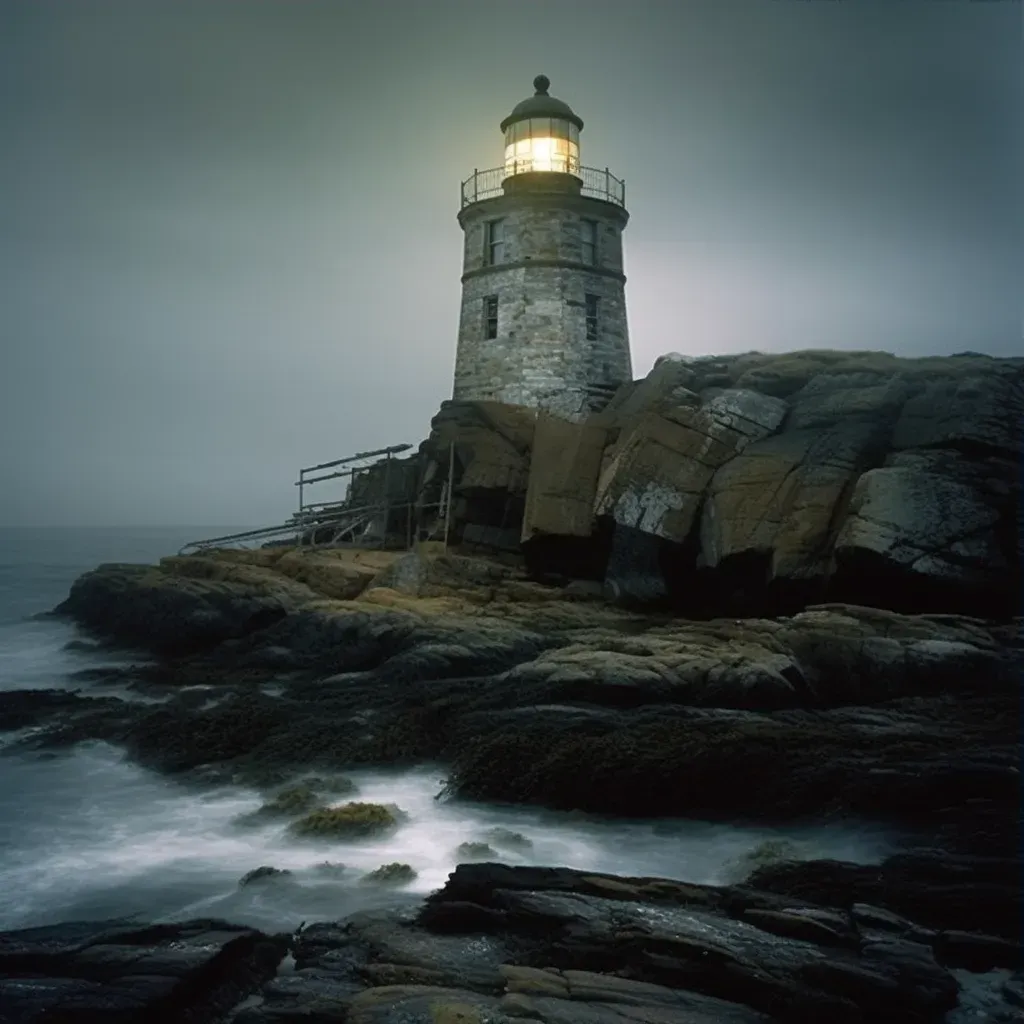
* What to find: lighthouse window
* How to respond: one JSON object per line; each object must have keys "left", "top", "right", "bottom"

{"left": 485, "top": 219, "right": 505, "bottom": 265}
{"left": 484, "top": 295, "right": 499, "bottom": 339}
{"left": 581, "top": 220, "right": 598, "bottom": 265}
{"left": 585, "top": 294, "right": 599, "bottom": 340}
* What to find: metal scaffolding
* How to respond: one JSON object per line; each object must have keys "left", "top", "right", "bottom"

{"left": 179, "top": 441, "right": 456, "bottom": 555}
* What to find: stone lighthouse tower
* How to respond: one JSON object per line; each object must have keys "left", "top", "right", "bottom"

{"left": 452, "top": 76, "right": 632, "bottom": 420}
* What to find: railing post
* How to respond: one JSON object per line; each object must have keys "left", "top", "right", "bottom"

{"left": 621, "top": 178, "right": 626, "bottom": 207}
{"left": 473, "top": 168, "right": 478, "bottom": 204}
{"left": 605, "top": 167, "right": 610, "bottom": 200}
{"left": 443, "top": 440, "right": 455, "bottom": 552}
{"left": 382, "top": 452, "right": 392, "bottom": 549}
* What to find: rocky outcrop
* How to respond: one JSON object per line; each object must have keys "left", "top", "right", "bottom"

{"left": 35, "top": 551, "right": 1020, "bottom": 857}
{"left": 9, "top": 857, "right": 1020, "bottom": 1022}
{"left": 21, "top": 536, "right": 1022, "bottom": 1022}
{"left": 53, "top": 560, "right": 311, "bottom": 654}
{"left": 221, "top": 860, "right": 1018, "bottom": 1023}
{"left": 415, "top": 400, "right": 537, "bottom": 550}
{"left": 424, "top": 350, "right": 1022, "bottom": 615}
{"left": 0, "top": 917, "right": 285, "bottom": 1022}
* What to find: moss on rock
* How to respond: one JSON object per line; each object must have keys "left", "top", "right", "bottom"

{"left": 288, "top": 801, "right": 401, "bottom": 839}
{"left": 359, "top": 862, "right": 418, "bottom": 886}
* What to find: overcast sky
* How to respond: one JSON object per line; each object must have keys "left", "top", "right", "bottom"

{"left": 0, "top": 0, "right": 1020, "bottom": 527}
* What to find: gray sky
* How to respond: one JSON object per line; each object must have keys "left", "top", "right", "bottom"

{"left": 0, "top": 0, "right": 1020, "bottom": 527}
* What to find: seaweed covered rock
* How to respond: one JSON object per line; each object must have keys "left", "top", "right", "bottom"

{"left": 360, "top": 862, "right": 418, "bottom": 886}
{"left": 289, "top": 802, "right": 402, "bottom": 840}
{"left": 443, "top": 690, "right": 1019, "bottom": 827}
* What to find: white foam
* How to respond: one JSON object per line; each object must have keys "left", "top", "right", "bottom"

{"left": 0, "top": 743, "right": 899, "bottom": 934}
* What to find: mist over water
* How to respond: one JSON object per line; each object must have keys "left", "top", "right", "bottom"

{"left": 0, "top": 743, "right": 897, "bottom": 935}
{"left": 0, "top": 528, "right": 899, "bottom": 935}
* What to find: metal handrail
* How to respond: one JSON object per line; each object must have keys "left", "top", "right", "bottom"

{"left": 299, "top": 444, "right": 412, "bottom": 476}
{"left": 460, "top": 165, "right": 625, "bottom": 208}
{"left": 181, "top": 440, "right": 458, "bottom": 555}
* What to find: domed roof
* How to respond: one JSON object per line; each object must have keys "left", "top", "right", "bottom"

{"left": 500, "top": 75, "right": 584, "bottom": 132}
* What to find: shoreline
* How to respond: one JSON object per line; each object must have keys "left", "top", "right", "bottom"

{"left": 0, "top": 545, "right": 1019, "bottom": 1022}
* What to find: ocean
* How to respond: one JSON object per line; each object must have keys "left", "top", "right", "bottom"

{"left": 0, "top": 526, "right": 897, "bottom": 935}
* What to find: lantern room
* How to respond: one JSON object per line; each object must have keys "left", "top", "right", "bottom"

{"left": 500, "top": 75, "right": 583, "bottom": 177}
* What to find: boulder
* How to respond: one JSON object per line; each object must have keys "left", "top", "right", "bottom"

{"left": 0, "top": 918, "right": 285, "bottom": 1021}
{"left": 832, "top": 453, "right": 1018, "bottom": 612}
{"left": 417, "top": 863, "right": 960, "bottom": 1022}
{"left": 418, "top": 351, "right": 1023, "bottom": 615}
{"left": 521, "top": 412, "right": 608, "bottom": 542}
{"left": 748, "top": 850, "right": 1023, "bottom": 944}
{"left": 416, "top": 400, "right": 537, "bottom": 549}
{"left": 699, "top": 420, "right": 889, "bottom": 587}
{"left": 890, "top": 368, "right": 1024, "bottom": 455}
{"left": 54, "top": 560, "right": 310, "bottom": 654}
{"left": 594, "top": 389, "right": 786, "bottom": 545}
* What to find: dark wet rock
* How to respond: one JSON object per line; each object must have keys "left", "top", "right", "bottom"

{"left": 238, "top": 866, "right": 294, "bottom": 888}
{"left": 454, "top": 842, "right": 496, "bottom": 862}
{"left": 933, "top": 930, "right": 1022, "bottom": 972}
{"left": 443, "top": 690, "right": 1019, "bottom": 828}
{"left": 1003, "top": 969, "right": 1024, "bottom": 1007}
{"left": 9, "top": 858, "right": 1020, "bottom": 1022}
{"left": 360, "top": 863, "right": 418, "bottom": 887}
{"left": 0, "top": 690, "right": 122, "bottom": 734}
{"left": 54, "top": 559, "right": 313, "bottom": 655}
{"left": 748, "top": 850, "right": 1023, "bottom": 942}
{"left": 119, "top": 692, "right": 292, "bottom": 774}
{"left": 0, "top": 917, "right": 285, "bottom": 1022}
{"left": 419, "top": 863, "right": 960, "bottom": 1021}
{"left": 232, "top": 863, "right": 972, "bottom": 1023}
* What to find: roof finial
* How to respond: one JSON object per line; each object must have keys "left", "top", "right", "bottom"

{"left": 533, "top": 74, "right": 550, "bottom": 95}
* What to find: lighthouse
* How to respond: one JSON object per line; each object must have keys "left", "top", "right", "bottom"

{"left": 452, "top": 76, "right": 632, "bottom": 420}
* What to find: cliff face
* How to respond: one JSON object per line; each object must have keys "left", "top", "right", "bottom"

{"left": 418, "top": 349, "right": 1022, "bottom": 616}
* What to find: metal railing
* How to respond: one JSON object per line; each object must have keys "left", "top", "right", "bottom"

{"left": 460, "top": 165, "right": 626, "bottom": 208}
{"left": 179, "top": 442, "right": 459, "bottom": 555}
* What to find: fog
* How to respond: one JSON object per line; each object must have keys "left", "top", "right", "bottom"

{"left": 0, "top": 0, "right": 1019, "bottom": 526}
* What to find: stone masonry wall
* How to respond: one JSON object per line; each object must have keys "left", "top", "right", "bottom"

{"left": 453, "top": 191, "right": 631, "bottom": 420}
